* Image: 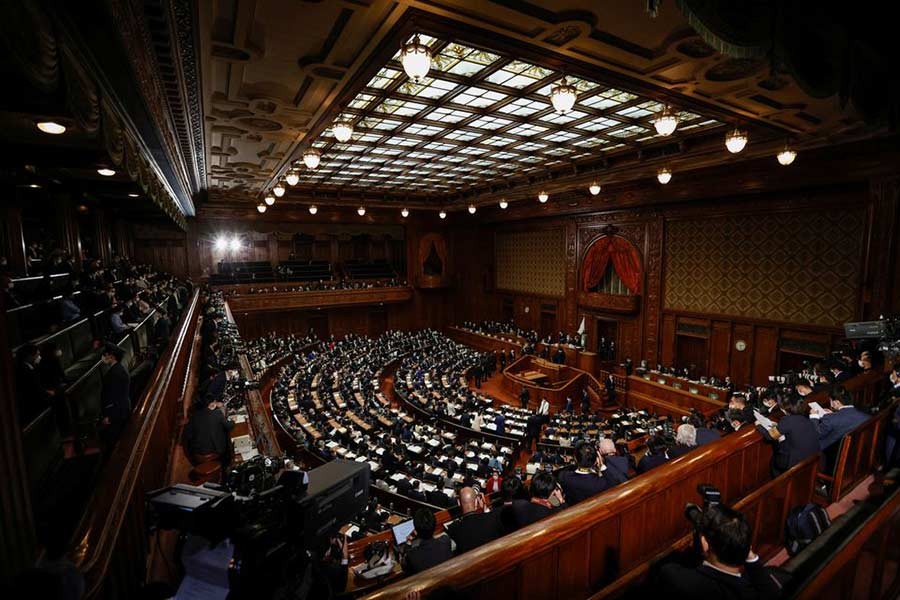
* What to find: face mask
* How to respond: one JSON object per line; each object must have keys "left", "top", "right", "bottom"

{"left": 55, "top": 350, "right": 62, "bottom": 357}
{"left": 34, "top": 355, "right": 41, "bottom": 365}
{"left": 858, "top": 360, "right": 865, "bottom": 368}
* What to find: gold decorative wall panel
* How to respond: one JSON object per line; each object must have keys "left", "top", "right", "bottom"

{"left": 496, "top": 229, "right": 565, "bottom": 297}
{"left": 664, "top": 209, "right": 865, "bottom": 327}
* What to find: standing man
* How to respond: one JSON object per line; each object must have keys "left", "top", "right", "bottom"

{"left": 100, "top": 344, "right": 131, "bottom": 448}
{"left": 519, "top": 386, "right": 530, "bottom": 410}
{"left": 581, "top": 387, "right": 591, "bottom": 415}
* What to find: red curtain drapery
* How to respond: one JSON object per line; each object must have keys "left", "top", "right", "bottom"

{"left": 581, "top": 235, "right": 642, "bottom": 293}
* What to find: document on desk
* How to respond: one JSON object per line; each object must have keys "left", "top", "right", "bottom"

{"left": 808, "top": 402, "right": 826, "bottom": 419}
{"left": 754, "top": 411, "right": 785, "bottom": 441}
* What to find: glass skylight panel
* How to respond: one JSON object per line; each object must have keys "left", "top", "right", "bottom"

{"left": 426, "top": 106, "right": 472, "bottom": 123}
{"left": 453, "top": 87, "right": 506, "bottom": 108}
{"left": 434, "top": 43, "right": 500, "bottom": 75}
{"left": 402, "top": 123, "right": 445, "bottom": 137}
{"left": 384, "top": 137, "right": 419, "bottom": 147}
{"left": 407, "top": 151, "right": 437, "bottom": 159}
{"left": 615, "top": 103, "right": 658, "bottom": 119}
{"left": 367, "top": 67, "right": 402, "bottom": 90}
{"left": 506, "top": 123, "right": 548, "bottom": 137}
{"left": 578, "top": 116, "right": 622, "bottom": 132}
{"left": 517, "top": 155, "right": 543, "bottom": 163}
{"left": 423, "top": 141, "right": 456, "bottom": 152}
{"left": 492, "top": 151, "right": 517, "bottom": 160}
{"left": 497, "top": 97, "right": 549, "bottom": 117}
{"left": 607, "top": 125, "right": 647, "bottom": 138}
{"left": 444, "top": 130, "right": 481, "bottom": 142}
{"left": 514, "top": 141, "right": 547, "bottom": 152}
{"left": 543, "top": 147, "right": 574, "bottom": 156}
{"left": 458, "top": 147, "right": 489, "bottom": 155}
{"left": 348, "top": 93, "right": 377, "bottom": 110}
{"left": 580, "top": 89, "right": 637, "bottom": 109}
{"left": 369, "top": 147, "right": 403, "bottom": 156}
{"left": 482, "top": 135, "right": 516, "bottom": 146}
{"left": 573, "top": 137, "right": 605, "bottom": 148}
{"left": 398, "top": 76, "right": 457, "bottom": 100}
{"left": 467, "top": 115, "right": 513, "bottom": 131}
{"left": 345, "top": 144, "right": 369, "bottom": 152}
{"left": 542, "top": 130, "right": 580, "bottom": 142}
{"left": 374, "top": 98, "right": 428, "bottom": 117}
{"left": 539, "top": 109, "right": 588, "bottom": 124}
{"left": 484, "top": 60, "right": 553, "bottom": 88}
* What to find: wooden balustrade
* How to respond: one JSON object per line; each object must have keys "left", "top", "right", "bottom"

{"left": 222, "top": 285, "right": 413, "bottom": 313}
{"left": 70, "top": 289, "right": 201, "bottom": 599}
{"left": 626, "top": 374, "right": 727, "bottom": 419}
{"left": 365, "top": 425, "right": 773, "bottom": 600}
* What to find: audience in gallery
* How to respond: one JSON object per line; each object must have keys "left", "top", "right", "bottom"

{"left": 226, "top": 277, "right": 408, "bottom": 295}
{"left": 460, "top": 319, "right": 587, "bottom": 350}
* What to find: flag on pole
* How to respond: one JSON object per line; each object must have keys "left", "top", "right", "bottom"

{"left": 577, "top": 317, "right": 586, "bottom": 335}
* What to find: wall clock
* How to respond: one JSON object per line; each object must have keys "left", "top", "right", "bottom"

{"left": 735, "top": 339, "right": 747, "bottom": 352}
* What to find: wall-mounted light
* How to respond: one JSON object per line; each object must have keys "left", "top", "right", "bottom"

{"left": 499, "top": 199, "right": 508, "bottom": 209}
{"left": 401, "top": 207, "right": 409, "bottom": 218}
{"left": 37, "top": 121, "right": 66, "bottom": 135}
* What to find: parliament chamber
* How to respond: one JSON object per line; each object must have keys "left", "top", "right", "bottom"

{"left": 1, "top": 1, "right": 900, "bottom": 599}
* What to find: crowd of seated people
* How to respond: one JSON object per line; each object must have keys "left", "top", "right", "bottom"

{"left": 460, "top": 319, "right": 539, "bottom": 344}
{"left": 230, "top": 277, "right": 408, "bottom": 295}
{"left": 245, "top": 331, "right": 318, "bottom": 373}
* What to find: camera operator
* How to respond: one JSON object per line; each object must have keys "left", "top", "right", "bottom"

{"left": 658, "top": 503, "right": 782, "bottom": 599}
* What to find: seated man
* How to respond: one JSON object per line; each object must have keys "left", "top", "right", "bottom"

{"left": 657, "top": 504, "right": 781, "bottom": 599}
{"left": 557, "top": 442, "right": 613, "bottom": 504}
{"left": 513, "top": 471, "right": 566, "bottom": 528}
{"left": 637, "top": 435, "right": 670, "bottom": 474}
{"left": 668, "top": 424, "right": 698, "bottom": 459}
{"left": 599, "top": 438, "right": 630, "bottom": 484}
{"left": 446, "top": 487, "right": 502, "bottom": 554}
{"left": 401, "top": 508, "right": 453, "bottom": 574}
{"left": 814, "top": 386, "right": 869, "bottom": 450}
{"left": 184, "top": 395, "right": 235, "bottom": 466}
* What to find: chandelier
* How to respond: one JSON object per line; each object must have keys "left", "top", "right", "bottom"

{"left": 309, "top": 205, "right": 318, "bottom": 215}
{"left": 264, "top": 194, "right": 275, "bottom": 206}
{"left": 468, "top": 204, "right": 476, "bottom": 214}
{"left": 439, "top": 210, "right": 447, "bottom": 219}
{"left": 725, "top": 128, "right": 748, "bottom": 154}
{"left": 652, "top": 106, "right": 678, "bottom": 136}
{"left": 401, "top": 208, "right": 409, "bottom": 218}
{"left": 357, "top": 206, "right": 366, "bottom": 216}
{"left": 499, "top": 199, "right": 508, "bottom": 209}
{"left": 400, "top": 34, "right": 432, "bottom": 82}
{"left": 550, "top": 77, "right": 577, "bottom": 114}
{"left": 777, "top": 144, "right": 797, "bottom": 166}
{"left": 332, "top": 119, "right": 354, "bottom": 143}
{"left": 657, "top": 167, "right": 672, "bottom": 184}
{"left": 273, "top": 182, "right": 285, "bottom": 197}
{"left": 256, "top": 203, "right": 266, "bottom": 213}
{"left": 303, "top": 149, "right": 321, "bottom": 169}
{"left": 285, "top": 169, "right": 299, "bottom": 186}
{"left": 538, "top": 191, "right": 549, "bottom": 203}
{"left": 589, "top": 181, "right": 601, "bottom": 195}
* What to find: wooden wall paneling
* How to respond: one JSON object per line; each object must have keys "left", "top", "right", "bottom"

{"left": 752, "top": 326, "right": 779, "bottom": 385}
{"left": 519, "top": 548, "right": 558, "bottom": 600}
{"left": 660, "top": 314, "right": 676, "bottom": 366}
{"left": 557, "top": 531, "right": 591, "bottom": 599}
{"left": 708, "top": 321, "right": 732, "bottom": 379}
{"left": 3, "top": 203, "right": 27, "bottom": 275}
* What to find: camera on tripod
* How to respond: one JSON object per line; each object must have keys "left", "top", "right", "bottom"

{"left": 684, "top": 483, "right": 722, "bottom": 527}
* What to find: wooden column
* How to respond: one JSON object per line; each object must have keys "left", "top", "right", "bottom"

{"left": 3, "top": 203, "right": 27, "bottom": 276}
{"left": 267, "top": 232, "right": 279, "bottom": 267}
{"left": 94, "top": 208, "right": 112, "bottom": 264}
{"left": 52, "top": 193, "right": 81, "bottom": 263}
{"left": 866, "top": 176, "right": 900, "bottom": 319}
{"left": 0, "top": 288, "right": 37, "bottom": 578}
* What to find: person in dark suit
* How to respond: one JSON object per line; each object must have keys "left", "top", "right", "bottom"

{"left": 557, "top": 442, "right": 612, "bottom": 504}
{"left": 884, "top": 366, "right": 900, "bottom": 467}
{"left": 407, "top": 480, "right": 428, "bottom": 503}
{"left": 494, "top": 412, "right": 506, "bottom": 435}
{"left": 153, "top": 309, "right": 172, "bottom": 345}
{"left": 184, "top": 396, "right": 235, "bottom": 466}
{"left": 553, "top": 345, "right": 566, "bottom": 365}
{"left": 519, "top": 386, "right": 530, "bottom": 410}
{"left": 598, "top": 438, "right": 630, "bottom": 484}
{"left": 446, "top": 487, "right": 503, "bottom": 554}
{"left": 657, "top": 504, "right": 781, "bottom": 599}
{"left": 513, "top": 471, "right": 565, "bottom": 528}
{"left": 637, "top": 435, "right": 670, "bottom": 474}
{"left": 100, "top": 344, "right": 131, "bottom": 447}
{"left": 814, "top": 386, "right": 869, "bottom": 450}
{"left": 581, "top": 388, "right": 591, "bottom": 414}
{"left": 761, "top": 393, "right": 819, "bottom": 476}
{"left": 401, "top": 509, "right": 452, "bottom": 574}
{"left": 14, "top": 344, "right": 50, "bottom": 425}
{"left": 605, "top": 374, "right": 617, "bottom": 405}
{"left": 668, "top": 424, "right": 699, "bottom": 459}
{"left": 830, "top": 360, "right": 852, "bottom": 384}
{"left": 524, "top": 413, "right": 542, "bottom": 450}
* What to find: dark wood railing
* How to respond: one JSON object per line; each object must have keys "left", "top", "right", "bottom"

{"left": 365, "top": 425, "right": 773, "bottom": 600}
{"left": 70, "top": 289, "right": 201, "bottom": 599}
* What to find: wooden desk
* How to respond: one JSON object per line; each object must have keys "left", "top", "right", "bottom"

{"left": 626, "top": 374, "right": 727, "bottom": 418}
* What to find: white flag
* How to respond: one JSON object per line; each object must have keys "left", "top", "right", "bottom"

{"left": 577, "top": 317, "right": 586, "bottom": 335}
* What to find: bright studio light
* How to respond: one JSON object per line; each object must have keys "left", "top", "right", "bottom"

{"left": 273, "top": 182, "right": 286, "bottom": 197}
{"left": 589, "top": 181, "right": 601, "bottom": 195}
{"left": 357, "top": 206, "right": 366, "bottom": 216}
{"left": 400, "top": 34, "right": 432, "bottom": 82}
{"left": 538, "top": 191, "right": 549, "bottom": 203}
{"left": 308, "top": 205, "right": 318, "bottom": 215}
{"left": 777, "top": 145, "right": 797, "bottom": 166}
{"left": 97, "top": 168, "right": 116, "bottom": 177}
{"left": 652, "top": 107, "right": 678, "bottom": 136}
{"left": 438, "top": 210, "right": 447, "bottom": 219}
{"left": 332, "top": 119, "right": 354, "bottom": 143}
{"left": 37, "top": 121, "right": 66, "bottom": 135}
{"left": 725, "top": 128, "right": 748, "bottom": 154}
{"left": 257, "top": 203, "right": 267, "bottom": 213}
{"left": 401, "top": 208, "right": 409, "bottom": 218}
{"left": 657, "top": 167, "right": 672, "bottom": 184}
{"left": 303, "top": 149, "right": 321, "bottom": 170}
{"left": 499, "top": 199, "right": 508, "bottom": 209}
{"left": 229, "top": 237, "right": 241, "bottom": 252}
{"left": 285, "top": 169, "right": 299, "bottom": 186}
{"left": 468, "top": 204, "right": 477, "bottom": 214}
{"left": 550, "top": 78, "right": 577, "bottom": 114}
{"left": 264, "top": 195, "right": 275, "bottom": 206}
{"left": 214, "top": 237, "right": 228, "bottom": 251}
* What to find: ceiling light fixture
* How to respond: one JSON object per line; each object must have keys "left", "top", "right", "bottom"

{"left": 37, "top": 121, "right": 66, "bottom": 135}
{"left": 214, "top": 237, "right": 228, "bottom": 251}
{"left": 468, "top": 204, "right": 477, "bottom": 214}
{"left": 401, "top": 207, "right": 409, "bottom": 218}
{"left": 128, "top": 193, "right": 139, "bottom": 198}
{"left": 285, "top": 169, "right": 299, "bottom": 186}
{"left": 657, "top": 167, "right": 672, "bottom": 184}
{"left": 589, "top": 181, "right": 601, "bottom": 195}
{"left": 303, "top": 148, "right": 321, "bottom": 170}
{"left": 651, "top": 106, "right": 678, "bottom": 136}
{"left": 499, "top": 199, "right": 508, "bottom": 209}
{"left": 400, "top": 34, "right": 432, "bottom": 82}
{"left": 357, "top": 206, "right": 366, "bottom": 216}
{"left": 332, "top": 119, "right": 354, "bottom": 143}
{"left": 264, "top": 194, "right": 275, "bottom": 206}
{"left": 229, "top": 237, "right": 242, "bottom": 252}
{"left": 257, "top": 203, "right": 267, "bottom": 214}
{"left": 438, "top": 210, "right": 447, "bottom": 219}
{"left": 538, "top": 191, "right": 549, "bottom": 203}
{"left": 777, "top": 143, "right": 797, "bottom": 166}
{"left": 97, "top": 168, "right": 116, "bottom": 177}
{"left": 309, "top": 205, "right": 318, "bottom": 215}
{"left": 725, "top": 127, "right": 748, "bottom": 154}
{"left": 550, "top": 77, "right": 577, "bottom": 114}
{"left": 273, "top": 182, "right": 286, "bottom": 197}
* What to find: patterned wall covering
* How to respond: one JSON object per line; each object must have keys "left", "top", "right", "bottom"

{"left": 496, "top": 229, "right": 566, "bottom": 297}
{"left": 665, "top": 209, "right": 865, "bottom": 327}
